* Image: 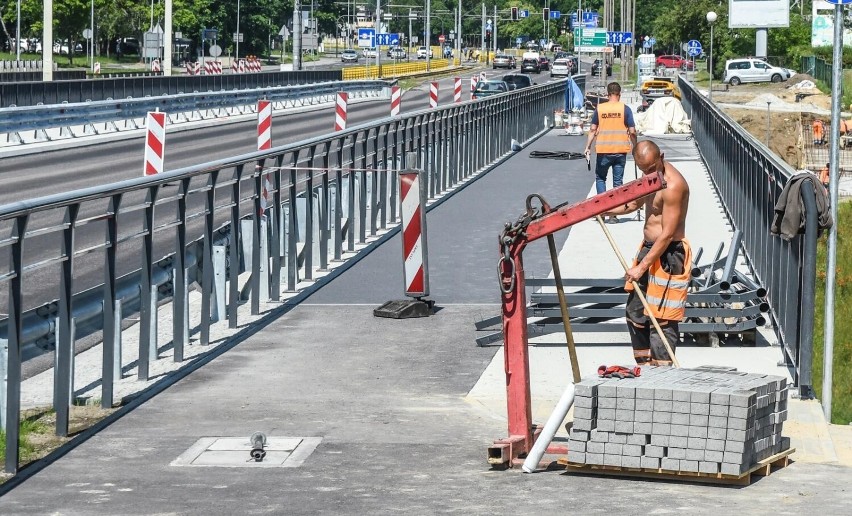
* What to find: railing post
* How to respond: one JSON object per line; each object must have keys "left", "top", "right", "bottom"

{"left": 200, "top": 170, "right": 219, "bottom": 345}
{"left": 173, "top": 178, "right": 190, "bottom": 361}
{"left": 138, "top": 186, "right": 159, "bottom": 380}
{"left": 229, "top": 165, "right": 244, "bottom": 327}
{"left": 102, "top": 194, "right": 121, "bottom": 408}
{"left": 4, "top": 215, "right": 28, "bottom": 475}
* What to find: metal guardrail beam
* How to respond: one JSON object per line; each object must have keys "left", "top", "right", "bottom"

{"left": 0, "top": 78, "right": 572, "bottom": 475}
{"left": 678, "top": 76, "right": 819, "bottom": 396}
{"left": 0, "top": 80, "right": 392, "bottom": 135}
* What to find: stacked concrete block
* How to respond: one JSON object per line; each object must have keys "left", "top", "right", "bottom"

{"left": 568, "top": 365, "right": 790, "bottom": 476}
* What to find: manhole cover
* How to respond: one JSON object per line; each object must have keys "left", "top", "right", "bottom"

{"left": 171, "top": 436, "right": 322, "bottom": 468}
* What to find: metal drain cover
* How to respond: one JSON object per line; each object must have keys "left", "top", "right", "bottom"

{"left": 171, "top": 436, "right": 322, "bottom": 468}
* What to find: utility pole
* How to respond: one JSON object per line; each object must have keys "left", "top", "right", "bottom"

{"left": 376, "top": 0, "right": 382, "bottom": 73}
{"left": 43, "top": 0, "right": 53, "bottom": 81}
{"left": 293, "top": 0, "right": 302, "bottom": 70}
{"left": 493, "top": 4, "right": 497, "bottom": 56}
{"left": 425, "top": 0, "right": 431, "bottom": 70}
{"left": 457, "top": 0, "right": 462, "bottom": 58}
{"left": 481, "top": 2, "right": 485, "bottom": 60}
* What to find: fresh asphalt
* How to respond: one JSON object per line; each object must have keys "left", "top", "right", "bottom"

{"left": 3, "top": 129, "right": 852, "bottom": 514}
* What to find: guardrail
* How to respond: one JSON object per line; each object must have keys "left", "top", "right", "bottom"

{"left": 0, "top": 70, "right": 87, "bottom": 84}
{"left": 0, "top": 78, "right": 569, "bottom": 475}
{"left": 0, "top": 80, "right": 391, "bottom": 138}
{"left": 0, "top": 70, "right": 343, "bottom": 108}
{"left": 679, "top": 76, "right": 819, "bottom": 396}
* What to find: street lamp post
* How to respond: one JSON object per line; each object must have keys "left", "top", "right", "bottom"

{"left": 236, "top": 0, "right": 241, "bottom": 60}
{"left": 706, "top": 11, "right": 717, "bottom": 101}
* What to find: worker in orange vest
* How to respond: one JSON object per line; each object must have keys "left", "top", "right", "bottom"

{"left": 813, "top": 119, "right": 826, "bottom": 145}
{"left": 819, "top": 162, "right": 830, "bottom": 189}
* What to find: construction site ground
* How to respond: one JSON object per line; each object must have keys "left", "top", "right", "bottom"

{"left": 2, "top": 127, "right": 851, "bottom": 514}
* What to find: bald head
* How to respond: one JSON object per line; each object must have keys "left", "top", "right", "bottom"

{"left": 633, "top": 140, "right": 663, "bottom": 174}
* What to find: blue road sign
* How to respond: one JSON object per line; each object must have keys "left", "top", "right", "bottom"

{"left": 376, "top": 33, "right": 400, "bottom": 46}
{"left": 650, "top": 37, "right": 656, "bottom": 46}
{"left": 357, "top": 28, "right": 375, "bottom": 48}
{"left": 550, "top": 11, "right": 561, "bottom": 20}
{"left": 606, "top": 31, "right": 633, "bottom": 45}
{"left": 519, "top": 9, "right": 529, "bottom": 18}
{"left": 824, "top": 0, "right": 852, "bottom": 4}
{"left": 570, "top": 12, "right": 599, "bottom": 28}
{"left": 643, "top": 40, "right": 651, "bottom": 49}
{"left": 687, "top": 40, "right": 702, "bottom": 57}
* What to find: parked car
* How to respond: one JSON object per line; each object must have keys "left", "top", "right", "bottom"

{"left": 538, "top": 56, "right": 550, "bottom": 71}
{"left": 492, "top": 54, "right": 516, "bottom": 69}
{"left": 472, "top": 79, "right": 509, "bottom": 99}
{"left": 389, "top": 47, "right": 407, "bottom": 60}
{"left": 591, "top": 59, "right": 612, "bottom": 77}
{"left": 724, "top": 57, "right": 791, "bottom": 85}
{"left": 386, "top": 45, "right": 401, "bottom": 57}
{"left": 521, "top": 58, "right": 541, "bottom": 74}
{"left": 53, "top": 40, "right": 83, "bottom": 55}
{"left": 502, "top": 73, "right": 534, "bottom": 90}
{"left": 416, "top": 46, "right": 433, "bottom": 59}
{"left": 362, "top": 47, "right": 378, "bottom": 58}
{"left": 341, "top": 49, "right": 359, "bottom": 63}
{"left": 656, "top": 54, "right": 686, "bottom": 69}
{"left": 551, "top": 59, "right": 571, "bottom": 78}
{"left": 115, "top": 37, "right": 139, "bottom": 56}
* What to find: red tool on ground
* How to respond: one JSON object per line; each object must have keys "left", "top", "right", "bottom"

{"left": 598, "top": 365, "right": 642, "bottom": 379}
{"left": 487, "top": 170, "right": 665, "bottom": 468}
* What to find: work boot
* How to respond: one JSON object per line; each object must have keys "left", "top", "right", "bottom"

{"left": 607, "top": 216, "right": 618, "bottom": 224}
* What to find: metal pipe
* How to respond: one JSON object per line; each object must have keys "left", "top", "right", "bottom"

{"left": 521, "top": 382, "right": 575, "bottom": 473}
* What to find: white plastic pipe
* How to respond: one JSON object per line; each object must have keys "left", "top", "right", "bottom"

{"left": 521, "top": 382, "right": 575, "bottom": 473}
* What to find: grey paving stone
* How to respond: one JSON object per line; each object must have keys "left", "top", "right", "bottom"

{"left": 650, "top": 434, "right": 670, "bottom": 447}
{"left": 596, "top": 419, "right": 614, "bottom": 432}
{"left": 587, "top": 441, "right": 605, "bottom": 454}
{"left": 590, "top": 430, "right": 609, "bottom": 442}
{"left": 604, "top": 454, "right": 623, "bottom": 467}
{"left": 616, "top": 384, "right": 637, "bottom": 399}
{"left": 685, "top": 448, "right": 705, "bottom": 461}
{"left": 570, "top": 440, "right": 587, "bottom": 453}
{"left": 727, "top": 417, "right": 749, "bottom": 431}
{"left": 730, "top": 390, "right": 757, "bottom": 407}
{"left": 691, "top": 389, "right": 712, "bottom": 404}
{"left": 574, "top": 396, "right": 595, "bottom": 409}
{"left": 633, "top": 422, "right": 653, "bottom": 435}
{"left": 598, "top": 396, "right": 617, "bottom": 409}
{"left": 689, "top": 414, "right": 709, "bottom": 427}
{"left": 614, "top": 421, "right": 634, "bottom": 434}
{"left": 623, "top": 444, "right": 643, "bottom": 457}
{"left": 707, "top": 426, "right": 727, "bottom": 440}
{"left": 574, "top": 407, "right": 595, "bottom": 420}
{"left": 704, "top": 450, "right": 724, "bottom": 462}
{"left": 641, "top": 456, "right": 661, "bottom": 469}
{"left": 616, "top": 397, "right": 636, "bottom": 410}
{"left": 568, "top": 451, "right": 586, "bottom": 463}
{"left": 727, "top": 428, "right": 747, "bottom": 442}
{"left": 575, "top": 379, "right": 603, "bottom": 397}
{"left": 706, "top": 439, "right": 726, "bottom": 452}
{"left": 635, "top": 398, "right": 654, "bottom": 411}
{"left": 721, "top": 462, "right": 747, "bottom": 476}
{"left": 597, "top": 408, "right": 616, "bottom": 420}
{"left": 725, "top": 439, "right": 746, "bottom": 453}
{"left": 621, "top": 455, "right": 641, "bottom": 468}
{"left": 570, "top": 429, "right": 590, "bottom": 441}
{"left": 680, "top": 460, "right": 699, "bottom": 473}
{"left": 636, "top": 386, "right": 656, "bottom": 400}
{"left": 627, "top": 434, "right": 649, "bottom": 445}
{"left": 688, "top": 437, "right": 707, "bottom": 450}
{"left": 709, "top": 404, "right": 729, "bottom": 417}
{"left": 585, "top": 453, "right": 604, "bottom": 465}
{"left": 573, "top": 418, "right": 594, "bottom": 431}
{"left": 710, "top": 389, "right": 731, "bottom": 406}
{"left": 669, "top": 435, "right": 688, "bottom": 449}
{"left": 690, "top": 402, "right": 710, "bottom": 415}
{"left": 699, "top": 461, "right": 719, "bottom": 474}
{"left": 653, "top": 411, "right": 672, "bottom": 424}
{"left": 672, "top": 401, "right": 691, "bottom": 414}
{"left": 671, "top": 412, "right": 690, "bottom": 425}
{"left": 723, "top": 450, "right": 749, "bottom": 464}
{"left": 609, "top": 432, "right": 628, "bottom": 444}
{"left": 672, "top": 388, "right": 692, "bottom": 403}
{"left": 644, "top": 445, "right": 665, "bottom": 458}
{"left": 667, "top": 447, "right": 686, "bottom": 459}
{"left": 688, "top": 426, "right": 708, "bottom": 439}
{"left": 654, "top": 399, "right": 674, "bottom": 412}
{"left": 604, "top": 442, "right": 624, "bottom": 455}
{"left": 661, "top": 457, "right": 680, "bottom": 471}
{"left": 598, "top": 383, "right": 619, "bottom": 398}
{"left": 634, "top": 410, "right": 653, "bottom": 423}
{"left": 616, "top": 409, "right": 635, "bottom": 422}
{"left": 654, "top": 387, "right": 673, "bottom": 400}
{"left": 728, "top": 405, "right": 755, "bottom": 419}
{"left": 670, "top": 424, "right": 689, "bottom": 437}
{"left": 708, "top": 415, "right": 727, "bottom": 428}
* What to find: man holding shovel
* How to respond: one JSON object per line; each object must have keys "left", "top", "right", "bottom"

{"left": 601, "top": 140, "right": 692, "bottom": 366}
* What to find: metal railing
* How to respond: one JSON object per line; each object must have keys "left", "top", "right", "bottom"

{"left": 0, "top": 70, "right": 344, "bottom": 108}
{"left": 1, "top": 80, "right": 391, "bottom": 136}
{"left": 0, "top": 79, "right": 568, "bottom": 474}
{"left": 679, "top": 76, "right": 819, "bottom": 396}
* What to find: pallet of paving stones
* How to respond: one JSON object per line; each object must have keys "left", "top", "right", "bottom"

{"left": 556, "top": 365, "right": 792, "bottom": 486}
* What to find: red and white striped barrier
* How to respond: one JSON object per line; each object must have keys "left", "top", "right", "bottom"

{"left": 454, "top": 77, "right": 462, "bottom": 103}
{"left": 399, "top": 170, "right": 429, "bottom": 297}
{"left": 429, "top": 82, "right": 438, "bottom": 108}
{"left": 250, "top": 60, "right": 262, "bottom": 72}
{"left": 204, "top": 61, "right": 223, "bottom": 75}
{"left": 470, "top": 75, "right": 477, "bottom": 99}
{"left": 391, "top": 85, "right": 401, "bottom": 116}
{"left": 335, "top": 92, "right": 348, "bottom": 131}
{"left": 144, "top": 111, "right": 166, "bottom": 176}
{"left": 258, "top": 100, "right": 273, "bottom": 211}
{"left": 94, "top": 62, "right": 101, "bottom": 74}
{"left": 238, "top": 59, "right": 246, "bottom": 73}
{"left": 151, "top": 59, "right": 161, "bottom": 73}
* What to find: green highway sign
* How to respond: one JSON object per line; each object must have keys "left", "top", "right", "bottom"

{"left": 573, "top": 28, "right": 608, "bottom": 52}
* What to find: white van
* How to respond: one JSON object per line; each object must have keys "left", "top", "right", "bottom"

{"left": 636, "top": 53, "right": 656, "bottom": 87}
{"left": 724, "top": 58, "right": 791, "bottom": 85}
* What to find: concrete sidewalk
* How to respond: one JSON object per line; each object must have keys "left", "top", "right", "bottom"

{"left": 2, "top": 130, "right": 851, "bottom": 514}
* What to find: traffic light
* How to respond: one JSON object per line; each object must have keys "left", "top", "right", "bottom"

{"left": 511, "top": 7, "right": 518, "bottom": 21}
{"left": 485, "top": 30, "right": 491, "bottom": 44}
{"left": 543, "top": 8, "right": 550, "bottom": 21}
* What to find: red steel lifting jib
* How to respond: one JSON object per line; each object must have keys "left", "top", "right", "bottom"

{"left": 488, "top": 171, "right": 666, "bottom": 468}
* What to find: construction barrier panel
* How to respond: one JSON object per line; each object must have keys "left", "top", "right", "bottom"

{"left": 399, "top": 169, "right": 429, "bottom": 297}
{"left": 143, "top": 111, "right": 166, "bottom": 176}
{"left": 341, "top": 59, "right": 453, "bottom": 80}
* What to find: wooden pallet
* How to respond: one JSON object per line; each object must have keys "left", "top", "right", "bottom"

{"left": 557, "top": 447, "right": 794, "bottom": 486}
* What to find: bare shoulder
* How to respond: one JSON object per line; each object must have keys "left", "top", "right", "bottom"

{"left": 662, "top": 161, "right": 690, "bottom": 198}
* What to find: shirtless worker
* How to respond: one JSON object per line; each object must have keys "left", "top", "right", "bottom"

{"left": 602, "top": 140, "right": 692, "bottom": 366}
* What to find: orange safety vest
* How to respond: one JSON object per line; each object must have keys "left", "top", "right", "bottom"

{"left": 625, "top": 240, "right": 693, "bottom": 321}
{"left": 813, "top": 120, "right": 825, "bottom": 140}
{"left": 594, "top": 101, "right": 632, "bottom": 154}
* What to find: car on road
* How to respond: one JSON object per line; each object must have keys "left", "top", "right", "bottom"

{"left": 492, "top": 54, "right": 516, "bottom": 69}
{"left": 538, "top": 55, "right": 550, "bottom": 71}
{"left": 472, "top": 79, "right": 509, "bottom": 99}
{"left": 416, "top": 46, "right": 433, "bottom": 59}
{"left": 656, "top": 54, "right": 687, "bottom": 69}
{"left": 388, "top": 47, "right": 407, "bottom": 60}
{"left": 550, "top": 59, "right": 571, "bottom": 78}
{"left": 362, "top": 47, "right": 378, "bottom": 58}
{"left": 591, "top": 59, "right": 612, "bottom": 77}
{"left": 341, "top": 49, "right": 359, "bottom": 63}
{"left": 723, "top": 57, "right": 791, "bottom": 85}
{"left": 521, "top": 58, "right": 541, "bottom": 74}
{"left": 640, "top": 76, "right": 682, "bottom": 101}
{"left": 502, "top": 73, "right": 534, "bottom": 90}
